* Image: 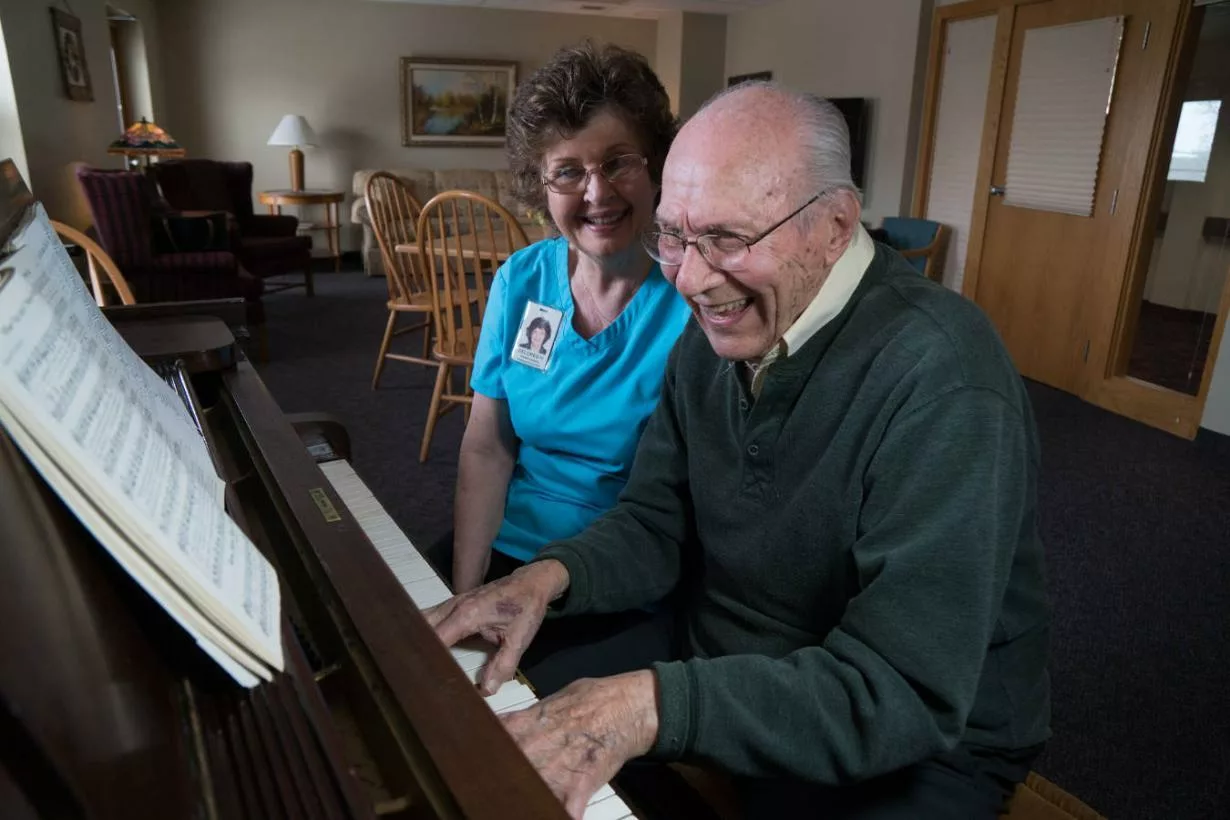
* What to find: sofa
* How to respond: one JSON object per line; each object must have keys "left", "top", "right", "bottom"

{"left": 351, "top": 168, "right": 536, "bottom": 277}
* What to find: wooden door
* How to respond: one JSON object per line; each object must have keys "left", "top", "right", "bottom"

{"left": 967, "top": 0, "right": 1183, "bottom": 393}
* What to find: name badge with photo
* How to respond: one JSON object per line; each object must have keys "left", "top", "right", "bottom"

{"left": 510, "top": 301, "right": 563, "bottom": 372}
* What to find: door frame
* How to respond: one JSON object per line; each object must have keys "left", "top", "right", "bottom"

{"left": 911, "top": 0, "right": 1044, "bottom": 301}
{"left": 1085, "top": 0, "right": 1230, "bottom": 438}
{"left": 912, "top": 0, "right": 1229, "bottom": 439}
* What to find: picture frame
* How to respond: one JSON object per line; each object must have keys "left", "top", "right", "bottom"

{"left": 50, "top": 8, "right": 93, "bottom": 103}
{"left": 727, "top": 70, "right": 773, "bottom": 87}
{"left": 400, "top": 57, "right": 518, "bottom": 147}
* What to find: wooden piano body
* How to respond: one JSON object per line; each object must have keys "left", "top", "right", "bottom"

{"left": 0, "top": 167, "right": 573, "bottom": 819}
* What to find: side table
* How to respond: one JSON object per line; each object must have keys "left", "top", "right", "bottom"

{"left": 258, "top": 189, "right": 345, "bottom": 273}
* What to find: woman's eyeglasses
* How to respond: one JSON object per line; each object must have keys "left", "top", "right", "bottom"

{"left": 541, "top": 154, "right": 648, "bottom": 195}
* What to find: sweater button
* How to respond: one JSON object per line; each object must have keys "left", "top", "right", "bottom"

{"left": 747, "top": 444, "right": 759, "bottom": 456}
{"left": 739, "top": 398, "right": 749, "bottom": 411}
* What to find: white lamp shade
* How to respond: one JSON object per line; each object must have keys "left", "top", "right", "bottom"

{"left": 267, "top": 115, "right": 317, "bottom": 147}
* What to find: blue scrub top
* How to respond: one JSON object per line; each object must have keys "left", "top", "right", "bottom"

{"left": 471, "top": 236, "right": 691, "bottom": 562}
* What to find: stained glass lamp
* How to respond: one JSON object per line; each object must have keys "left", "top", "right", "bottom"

{"left": 107, "top": 117, "right": 185, "bottom": 168}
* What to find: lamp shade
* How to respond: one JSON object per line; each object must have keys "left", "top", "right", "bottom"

{"left": 107, "top": 117, "right": 184, "bottom": 156}
{"left": 267, "top": 115, "right": 317, "bottom": 147}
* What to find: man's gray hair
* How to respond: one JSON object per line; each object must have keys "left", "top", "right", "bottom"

{"left": 697, "top": 82, "right": 863, "bottom": 204}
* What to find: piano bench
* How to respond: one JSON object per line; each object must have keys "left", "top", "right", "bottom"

{"left": 1000, "top": 773, "right": 1106, "bottom": 820}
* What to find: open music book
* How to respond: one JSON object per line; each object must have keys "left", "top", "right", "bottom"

{"left": 0, "top": 201, "right": 282, "bottom": 687}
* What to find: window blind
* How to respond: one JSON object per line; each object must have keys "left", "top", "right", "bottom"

{"left": 1002, "top": 16, "right": 1125, "bottom": 217}
{"left": 924, "top": 14, "right": 998, "bottom": 292}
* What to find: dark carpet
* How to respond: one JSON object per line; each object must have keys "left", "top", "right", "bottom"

{"left": 257, "top": 270, "right": 1230, "bottom": 820}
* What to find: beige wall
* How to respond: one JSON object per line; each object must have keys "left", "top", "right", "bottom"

{"left": 154, "top": 0, "right": 657, "bottom": 248}
{"left": 656, "top": 11, "right": 726, "bottom": 120}
{"left": 676, "top": 13, "right": 726, "bottom": 121}
{"left": 0, "top": 11, "right": 27, "bottom": 185}
{"left": 724, "top": 0, "right": 932, "bottom": 223}
{"left": 0, "top": 0, "right": 135, "bottom": 226}
{"left": 656, "top": 12, "right": 684, "bottom": 116}
{"left": 111, "top": 0, "right": 162, "bottom": 128}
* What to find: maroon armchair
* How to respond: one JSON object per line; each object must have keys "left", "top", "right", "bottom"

{"left": 75, "top": 167, "right": 266, "bottom": 351}
{"left": 152, "top": 159, "right": 314, "bottom": 295}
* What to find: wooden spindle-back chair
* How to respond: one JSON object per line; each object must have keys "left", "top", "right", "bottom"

{"left": 416, "top": 190, "right": 530, "bottom": 462}
{"left": 50, "top": 220, "right": 136, "bottom": 307}
{"left": 364, "top": 171, "right": 436, "bottom": 389}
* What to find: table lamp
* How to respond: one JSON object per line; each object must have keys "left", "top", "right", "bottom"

{"left": 267, "top": 115, "right": 317, "bottom": 192}
{"left": 107, "top": 117, "right": 185, "bottom": 169}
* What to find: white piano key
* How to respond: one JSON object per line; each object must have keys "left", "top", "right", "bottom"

{"left": 321, "top": 460, "right": 632, "bottom": 818}
{"left": 483, "top": 681, "right": 536, "bottom": 712}
{"left": 495, "top": 697, "right": 539, "bottom": 715}
{"left": 584, "top": 792, "right": 633, "bottom": 820}
{"left": 405, "top": 576, "right": 452, "bottom": 609}
{"left": 588, "top": 785, "right": 615, "bottom": 804}
{"left": 451, "top": 645, "right": 492, "bottom": 673}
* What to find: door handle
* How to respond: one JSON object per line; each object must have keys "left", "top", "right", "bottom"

{"left": 990, "top": 185, "right": 1006, "bottom": 197}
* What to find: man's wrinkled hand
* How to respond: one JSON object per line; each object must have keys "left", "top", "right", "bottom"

{"left": 424, "top": 560, "right": 569, "bottom": 695}
{"left": 501, "top": 670, "right": 659, "bottom": 819}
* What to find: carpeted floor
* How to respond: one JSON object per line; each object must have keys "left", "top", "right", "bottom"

{"left": 257, "top": 270, "right": 1230, "bottom": 820}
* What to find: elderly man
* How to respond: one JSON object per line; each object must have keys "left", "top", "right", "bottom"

{"left": 428, "top": 82, "right": 1050, "bottom": 819}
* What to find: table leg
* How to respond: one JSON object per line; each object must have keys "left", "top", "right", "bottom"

{"left": 267, "top": 202, "right": 276, "bottom": 215}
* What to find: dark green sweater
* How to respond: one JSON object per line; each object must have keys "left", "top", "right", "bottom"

{"left": 536, "top": 245, "right": 1050, "bottom": 784}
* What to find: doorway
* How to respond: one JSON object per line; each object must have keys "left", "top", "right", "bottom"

{"left": 1120, "top": 3, "right": 1230, "bottom": 398}
{"left": 915, "top": 0, "right": 1229, "bottom": 437}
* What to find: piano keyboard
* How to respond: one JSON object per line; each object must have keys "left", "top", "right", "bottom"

{"left": 319, "top": 460, "right": 635, "bottom": 820}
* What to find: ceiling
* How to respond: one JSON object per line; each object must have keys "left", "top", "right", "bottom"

{"left": 366, "top": 0, "right": 780, "bottom": 20}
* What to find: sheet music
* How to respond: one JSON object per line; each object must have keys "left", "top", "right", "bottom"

{"left": 0, "top": 403, "right": 262, "bottom": 687}
{"left": 2, "top": 205, "right": 221, "bottom": 493}
{"left": 0, "top": 204, "right": 282, "bottom": 681}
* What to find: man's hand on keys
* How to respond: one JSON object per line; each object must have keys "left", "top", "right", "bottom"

{"left": 501, "top": 671, "right": 659, "bottom": 819}
{"left": 425, "top": 559, "right": 570, "bottom": 695}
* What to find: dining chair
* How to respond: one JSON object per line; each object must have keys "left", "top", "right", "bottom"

{"left": 50, "top": 220, "right": 137, "bottom": 307}
{"left": 879, "top": 217, "right": 951, "bottom": 283}
{"left": 364, "top": 171, "right": 435, "bottom": 389}
{"left": 416, "top": 190, "right": 530, "bottom": 463}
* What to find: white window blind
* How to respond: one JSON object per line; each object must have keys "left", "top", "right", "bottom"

{"left": 925, "top": 14, "right": 997, "bottom": 292}
{"left": 1002, "top": 16, "right": 1125, "bottom": 216}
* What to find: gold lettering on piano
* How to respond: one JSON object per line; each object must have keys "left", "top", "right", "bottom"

{"left": 309, "top": 487, "right": 342, "bottom": 522}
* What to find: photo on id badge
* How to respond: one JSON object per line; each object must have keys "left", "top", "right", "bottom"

{"left": 511, "top": 301, "right": 563, "bottom": 371}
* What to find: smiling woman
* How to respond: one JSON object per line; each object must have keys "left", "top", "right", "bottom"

{"left": 437, "top": 41, "right": 691, "bottom": 598}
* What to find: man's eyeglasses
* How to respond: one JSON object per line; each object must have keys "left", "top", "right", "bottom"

{"left": 542, "top": 153, "right": 648, "bottom": 195}
{"left": 641, "top": 190, "right": 830, "bottom": 272}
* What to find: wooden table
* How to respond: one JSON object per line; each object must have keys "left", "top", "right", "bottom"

{"left": 395, "top": 223, "right": 549, "bottom": 263}
{"left": 258, "top": 189, "right": 344, "bottom": 272}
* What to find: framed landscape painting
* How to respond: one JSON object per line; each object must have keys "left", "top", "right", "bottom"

{"left": 400, "top": 57, "right": 517, "bottom": 147}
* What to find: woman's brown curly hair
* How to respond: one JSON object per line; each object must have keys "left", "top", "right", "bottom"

{"left": 506, "top": 41, "right": 676, "bottom": 226}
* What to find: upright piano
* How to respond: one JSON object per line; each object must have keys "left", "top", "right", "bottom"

{"left": 0, "top": 168, "right": 635, "bottom": 819}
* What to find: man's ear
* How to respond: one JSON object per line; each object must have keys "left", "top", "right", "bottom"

{"left": 823, "top": 190, "right": 860, "bottom": 265}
